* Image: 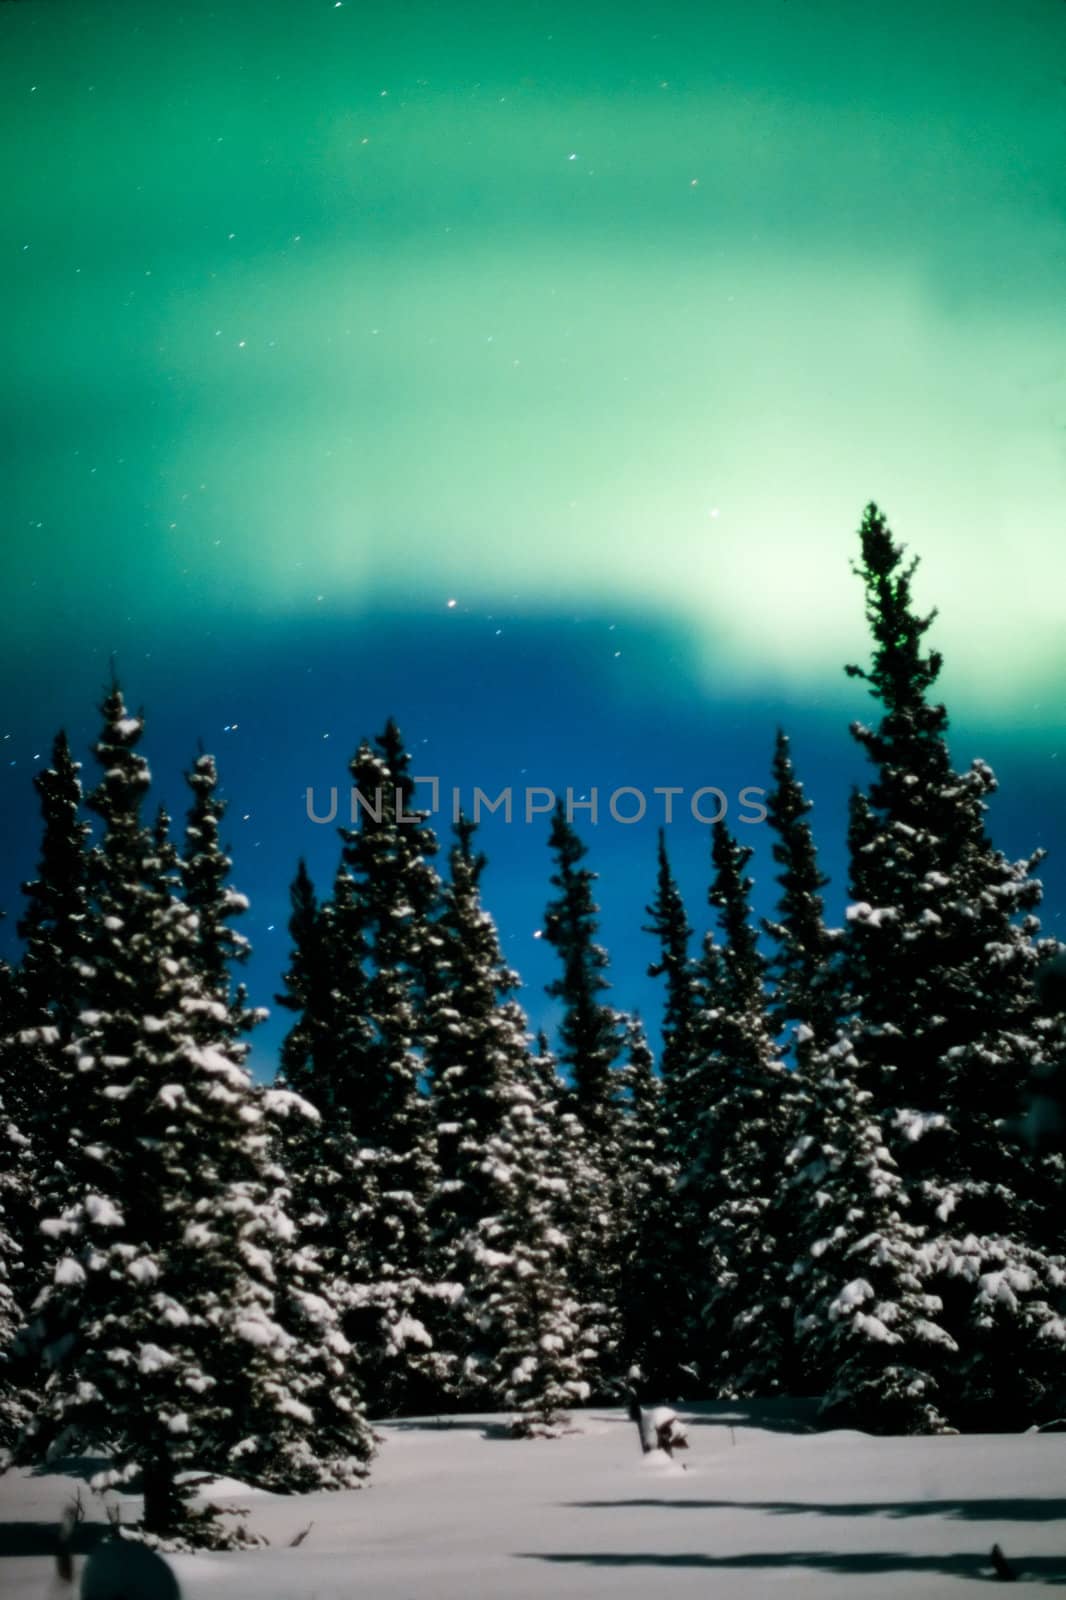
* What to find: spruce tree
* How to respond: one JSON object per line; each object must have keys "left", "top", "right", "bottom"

{"left": 788, "top": 1039, "right": 955, "bottom": 1433}
{"left": 276, "top": 861, "right": 334, "bottom": 1092}
{"left": 424, "top": 815, "right": 521, "bottom": 1403}
{"left": 176, "top": 754, "right": 374, "bottom": 1485}
{"left": 426, "top": 818, "right": 590, "bottom": 1423}
{"left": 18, "top": 691, "right": 371, "bottom": 1542}
{"left": 180, "top": 752, "right": 258, "bottom": 1038}
{"left": 641, "top": 835, "right": 706, "bottom": 1389}
{"left": 4, "top": 739, "right": 90, "bottom": 1429}
{"left": 17, "top": 694, "right": 217, "bottom": 1534}
{"left": 643, "top": 831, "right": 702, "bottom": 1162}
{"left": 280, "top": 862, "right": 379, "bottom": 1126}
{"left": 809, "top": 503, "right": 1064, "bottom": 1429}
{"left": 446, "top": 1049, "right": 592, "bottom": 1436}
{"left": 212, "top": 1080, "right": 375, "bottom": 1495}
{"left": 614, "top": 1016, "right": 685, "bottom": 1395}
{"left": 12, "top": 733, "right": 93, "bottom": 1301}
{"left": 542, "top": 805, "right": 627, "bottom": 1395}
{"left": 315, "top": 719, "right": 444, "bottom": 1415}
{"left": 0, "top": 953, "right": 34, "bottom": 1449}
{"left": 481, "top": 1062, "right": 592, "bottom": 1436}
{"left": 274, "top": 859, "right": 372, "bottom": 1248}
{"left": 763, "top": 730, "right": 837, "bottom": 1069}
{"left": 747, "top": 731, "right": 844, "bottom": 1399}
{"left": 340, "top": 720, "right": 439, "bottom": 1148}
{"left": 689, "top": 821, "right": 794, "bottom": 1397}
{"left": 543, "top": 805, "right": 626, "bottom": 1139}
{"left": 0, "top": 1128, "right": 29, "bottom": 1452}
{"left": 274, "top": 863, "right": 383, "bottom": 1426}
{"left": 18, "top": 730, "right": 92, "bottom": 1047}
{"left": 428, "top": 817, "right": 515, "bottom": 1274}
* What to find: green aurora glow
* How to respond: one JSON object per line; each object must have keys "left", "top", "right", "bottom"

{"left": 3, "top": 0, "right": 1065, "bottom": 719}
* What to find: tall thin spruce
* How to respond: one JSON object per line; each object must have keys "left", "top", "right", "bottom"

{"left": 800, "top": 503, "right": 1064, "bottom": 1430}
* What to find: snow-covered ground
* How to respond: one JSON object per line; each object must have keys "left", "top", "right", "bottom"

{"left": 3, "top": 1401, "right": 1065, "bottom": 1597}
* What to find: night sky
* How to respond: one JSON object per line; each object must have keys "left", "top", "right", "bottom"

{"left": 2, "top": 0, "right": 1064, "bottom": 1075}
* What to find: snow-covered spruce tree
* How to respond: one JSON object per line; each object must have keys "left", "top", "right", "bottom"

{"left": 176, "top": 756, "right": 374, "bottom": 1490}
{"left": 0, "top": 1141, "right": 30, "bottom": 1453}
{"left": 179, "top": 752, "right": 257, "bottom": 1037}
{"left": 747, "top": 729, "right": 847, "bottom": 1396}
{"left": 641, "top": 831, "right": 707, "bottom": 1387}
{"left": 424, "top": 816, "right": 519, "bottom": 1402}
{"left": 16, "top": 691, "right": 370, "bottom": 1544}
{"left": 277, "top": 860, "right": 388, "bottom": 1160}
{"left": 0, "top": 938, "right": 35, "bottom": 1303}
{"left": 544, "top": 805, "right": 627, "bottom": 1139}
{"left": 19, "top": 731, "right": 93, "bottom": 1047}
{"left": 12, "top": 733, "right": 93, "bottom": 1301}
{"left": 493, "top": 1030, "right": 594, "bottom": 1434}
{"left": 273, "top": 862, "right": 385, "bottom": 1427}
{"left": 329, "top": 720, "right": 445, "bottom": 1415}
{"left": 276, "top": 859, "right": 340, "bottom": 1096}
{"left": 0, "top": 951, "right": 35, "bottom": 1449}
{"left": 3, "top": 736, "right": 95, "bottom": 1444}
{"left": 832, "top": 503, "right": 1064, "bottom": 1427}
{"left": 643, "top": 831, "right": 703, "bottom": 1165}
{"left": 542, "top": 804, "right": 628, "bottom": 1396}
{"left": 787, "top": 1038, "right": 955, "bottom": 1433}
{"left": 1021, "top": 951, "right": 1066, "bottom": 1264}
{"left": 426, "top": 820, "right": 508, "bottom": 1255}
{"left": 1016, "top": 948, "right": 1066, "bottom": 1163}
{"left": 689, "top": 821, "right": 796, "bottom": 1398}
{"left": 15, "top": 697, "right": 221, "bottom": 1536}
{"left": 424, "top": 817, "right": 590, "bottom": 1425}
{"left": 208, "top": 1080, "right": 376, "bottom": 1496}
{"left": 274, "top": 860, "right": 373, "bottom": 1261}
{"left": 614, "top": 1016, "right": 686, "bottom": 1395}
{"left": 762, "top": 729, "right": 838, "bottom": 1072}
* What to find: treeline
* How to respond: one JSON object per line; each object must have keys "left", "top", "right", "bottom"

{"left": 0, "top": 504, "right": 1064, "bottom": 1544}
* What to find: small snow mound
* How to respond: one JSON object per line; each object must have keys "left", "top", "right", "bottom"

{"left": 641, "top": 1446, "right": 688, "bottom": 1476}
{"left": 175, "top": 1472, "right": 274, "bottom": 1498}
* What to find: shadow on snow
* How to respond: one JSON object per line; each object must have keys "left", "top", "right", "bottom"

{"left": 516, "top": 1549, "right": 1066, "bottom": 1582}
{"left": 565, "top": 1497, "right": 1066, "bottom": 1523}
{"left": 0, "top": 1521, "right": 108, "bottom": 1559}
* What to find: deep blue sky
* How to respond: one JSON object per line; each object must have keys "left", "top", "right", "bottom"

{"left": 1, "top": 603, "right": 1062, "bottom": 1076}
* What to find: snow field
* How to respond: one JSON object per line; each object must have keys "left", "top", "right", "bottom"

{"left": 2, "top": 1403, "right": 1065, "bottom": 1598}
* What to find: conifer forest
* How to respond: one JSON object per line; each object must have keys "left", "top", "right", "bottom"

{"left": 1, "top": 505, "right": 1064, "bottom": 1544}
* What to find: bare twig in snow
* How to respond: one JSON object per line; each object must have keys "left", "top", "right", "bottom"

{"left": 55, "top": 1491, "right": 85, "bottom": 1585}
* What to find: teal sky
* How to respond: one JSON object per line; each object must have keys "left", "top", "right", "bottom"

{"left": 3, "top": 0, "right": 1066, "bottom": 719}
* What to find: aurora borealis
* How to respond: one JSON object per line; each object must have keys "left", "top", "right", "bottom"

{"left": 2, "top": 0, "right": 1065, "bottom": 1072}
